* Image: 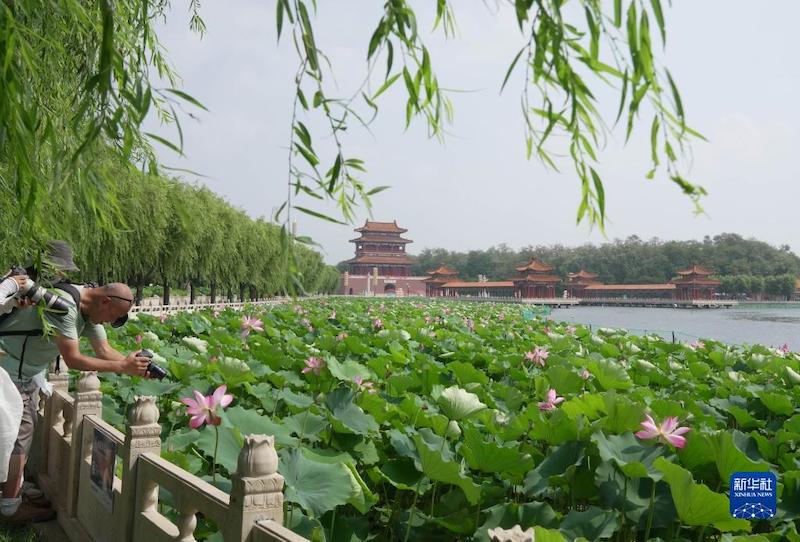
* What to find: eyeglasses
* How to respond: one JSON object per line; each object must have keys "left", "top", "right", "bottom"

{"left": 107, "top": 295, "right": 133, "bottom": 328}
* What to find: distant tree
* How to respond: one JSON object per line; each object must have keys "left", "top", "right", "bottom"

{"left": 410, "top": 234, "right": 800, "bottom": 285}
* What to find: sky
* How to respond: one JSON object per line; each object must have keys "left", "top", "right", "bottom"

{"left": 144, "top": 1, "right": 800, "bottom": 265}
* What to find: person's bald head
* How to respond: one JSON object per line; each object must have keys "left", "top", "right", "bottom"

{"left": 84, "top": 282, "right": 134, "bottom": 326}
{"left": 102, "top": 283, "right": 133, "bottom": 300}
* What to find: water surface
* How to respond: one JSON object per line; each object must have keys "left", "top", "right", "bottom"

{"left": 549, "top": 305, "right": 800, "bottom": 347}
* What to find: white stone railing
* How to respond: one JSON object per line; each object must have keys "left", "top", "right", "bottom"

{"left": 32, "top": 369, "right": 307, "bottom": 542}
{"left": 130, "top": 298, "right": 291, "bottom": 316}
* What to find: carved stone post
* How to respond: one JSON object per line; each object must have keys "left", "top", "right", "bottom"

{"left": 65, "top": 372, "right": 102, "bottom": 517}
{"left": 36, "top": 359, "right": 70, "bottom": 477}
{"left": 120, "top": 396, "right": 161, "bottom": 542}
{"left": 488, "top": 525, "right": 535, "bottom": 542}
{"left": 224, "top": 435, "right": 284, "bottom": 542}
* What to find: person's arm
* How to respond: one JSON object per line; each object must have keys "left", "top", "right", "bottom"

{"left": 56, "top": 335, "right": 149, "bottom": 376}
{"left": 0, "top": 275, "right": 26, "bottom": 314}
{"left": 89, "top": 338, "right": 126, "bottom": 362}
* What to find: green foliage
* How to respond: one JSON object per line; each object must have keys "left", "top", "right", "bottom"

{"left": 409, "top": 233, "right": 800, "bottom": 287}
{"left": 99, "top": 299, "right": 800, "bottom": 540}
{"left": 0, "top": 170, "right": 338, "bottom": 297}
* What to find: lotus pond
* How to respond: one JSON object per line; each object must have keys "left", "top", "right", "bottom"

{"left": 98, "top": 299, "right": 800, "bottom": 541}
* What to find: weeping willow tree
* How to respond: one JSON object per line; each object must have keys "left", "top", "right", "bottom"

{"left": 2, "top": 0, "right": 703, "bottom": 292}
{"left": 0, "top": 162, "right": 338, "bottom": 297}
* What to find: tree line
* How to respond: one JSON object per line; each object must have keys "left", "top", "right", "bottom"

{"left": 0, "top": 161, "right": 339, "bottom": 303}
{"left": 407, "top": 234, "right": 800, "bottom": 295}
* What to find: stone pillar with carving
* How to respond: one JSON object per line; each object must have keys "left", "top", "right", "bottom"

{"left": 120, "top": 396, "right": 162, "bottom": 542}
{"left": 224, "top": 435, "right": 285, "bottom": 542}
{"left": 35, "top": 358, "right": 71, "bottom": 477}
{"left": 65, "top": 371, "right": 103, "bottom": 517}
{"left": 488, "top": 526, "right": 535, "bottom": 542}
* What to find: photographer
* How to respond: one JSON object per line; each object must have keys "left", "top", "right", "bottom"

{"left": 0, "top": 242, "right": 151, "bottom": 524}
{"left": 0, "top": 274, "right": 31, "bottom": 315}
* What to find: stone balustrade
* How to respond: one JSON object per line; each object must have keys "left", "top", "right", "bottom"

{"left": 31, "top": 365, "right": 306, "bottom": 542}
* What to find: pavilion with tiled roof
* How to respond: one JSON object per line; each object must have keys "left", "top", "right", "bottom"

{"left": 670, "top": 265, "right": 721, "bottom": 300}
{"left": 512, "top": 259, "right": 560, "bottom": 298}
{"left": 345, "top": 220, "right": 415, "bottom": 276}
{"left": 424, "top": 266, "right": 459, "bottom": 296}
{"left": 565, "top": 269, "right": 601, "bottom": 297}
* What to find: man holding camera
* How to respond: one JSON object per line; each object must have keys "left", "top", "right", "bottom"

{"left": 0, "top": 241, "right": 151, "bottom": 524}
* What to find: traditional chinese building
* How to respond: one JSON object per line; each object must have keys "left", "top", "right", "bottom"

{"left": 345, "top": 220, "right": 414, "bottom": 276}
{"left": 424, "top": 266, "right": 459, "bottom": 296}
{"left": 671, "top": 265, "right": 720, "bottom": 300}
{"left": 582, "top": 283, "right": 676, "bottom": 299}
{"left": 512, "top": 259, "right": 560, "bottom": 298}
{"left": 565, "top": 269, "right": 601, "bottom": 298}
{"left": 339, "top": 220, "right": 427, "bottom": 296}
{"left": 578, "top": 265, "right": 720, "bottom": 300}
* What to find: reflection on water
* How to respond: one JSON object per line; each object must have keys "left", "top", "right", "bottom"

{"left": 727, "top": 312, "right": 800, "bottom": 324}
{"left": 550, "top": 305, "right": 800, "bottom": 346}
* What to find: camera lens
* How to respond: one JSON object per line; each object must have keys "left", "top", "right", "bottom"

{"left": 145, "top": 362, "right": 169, "bottom": 380}
{"left": 138, "top": 350, "right": 168, "bottom": 380}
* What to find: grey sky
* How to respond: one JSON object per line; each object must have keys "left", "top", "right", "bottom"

{"left": 147, "top": 1, "right": 800, "bottom": 265}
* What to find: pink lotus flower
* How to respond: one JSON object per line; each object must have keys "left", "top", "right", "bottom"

{"left": 336, "top": 332, "right": 348, "bottom": 341}
{"left": 240, "top": 315, "right": 264, "bottom": 339}
{"left": 373, "top": 318, "right": 383, "bottom": 330}
{"left": 464, "top": 318, "right": 474, "bottom": 332}
{"left": 354, "top": 375, "right": 377, "bottom": 394}
{"left": 302, "top": 357, "right": 325, "bottom": 375}
{"left": 524, "top": 346, "right": 549, "bottom": 367}
{"left": 424, "top": 315, "right": 432, "bottom": 324}
{"left": 780, "top": 343, "right": 790, "bottom": 354}
{"left": 209, "top": 356, "right": 219, "bottom": 364}
{"left": 329, "top": 310, "right": 336, "bottom": 320}
{"left": 213, "top": 309, "right": 220, "bottom": 318}
{"left": 566, "top": 326, "right": 577, "bottom": 335}
{"left": 542, "top": 326, "right": 552, "bottom": 335}
{"left": 689, "top": 340, "right": 705, "bottom": 350}
{"left": 580, "top": 369, "right": 591, "bottom": 380}
{"left": 180, "top": 385, "right": 233, "bottom": 428}
{"left": 498, "top": 313, "right": 505, "bottom": 321}
{"left": 538, "top": 389, "right": 565, "bottom": 411}
{"left": 159, "top": 314, "right": 168, "bottom": 323}
{"left": 635, "top": 414, "right": 690, "bottom": 448}
{"left": 135, "top": 334, "right": 142, "bottom": 344}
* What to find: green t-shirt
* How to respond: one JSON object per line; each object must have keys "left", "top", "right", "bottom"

{"left": 0, "top": 286, "right": 107, "bottom": 381}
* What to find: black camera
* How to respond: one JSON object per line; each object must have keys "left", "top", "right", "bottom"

{"left": 138, "top": 349, "right": 169, "bottom": 380}
{"left": 8, "top": 266, "right": 71, "bottom": 313}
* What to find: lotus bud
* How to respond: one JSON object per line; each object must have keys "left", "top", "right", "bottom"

{"left": 446, "top": 420, "right": 461, "bottom": 439}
